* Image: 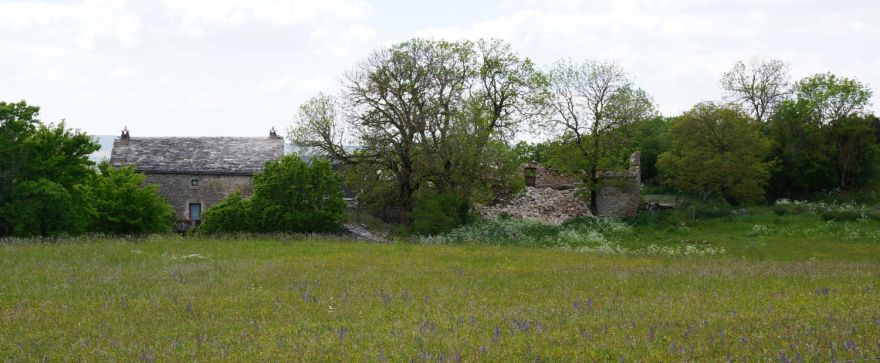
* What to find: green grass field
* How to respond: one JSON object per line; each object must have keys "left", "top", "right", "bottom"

{"left": 2, "top": 218, "right": 879, "bottom": 361}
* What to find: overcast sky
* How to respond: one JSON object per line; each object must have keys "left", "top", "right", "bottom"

{"left": 2, "top": 0, "right": 878, "bottom": 137}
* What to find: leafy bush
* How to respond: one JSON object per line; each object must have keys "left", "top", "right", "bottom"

{"left": 820, "top": 209, "right": 865, "bottom": 222}
{"left": 198, "top": 192, "right": 253, "bottom": 234}
{"left": 200, "top": 156, "right": 346, "bottom": 234}
{"left": 82, "top": 162, "right": 175, "bottom": 234}
{"left": 411, "top": 191, "right": 470, "bottom": 236}
{"left": 3, "top": 178, "right": 89, "bottom": 237}
{"left": 771, "top": 204, "right": 793, "bottom": 216}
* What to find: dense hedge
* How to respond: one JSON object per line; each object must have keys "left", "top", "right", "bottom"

{"left": 199, "top": 155, "right": 345, "bottom": 234}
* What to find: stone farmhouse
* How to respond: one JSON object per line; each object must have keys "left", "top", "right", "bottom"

{"left": 109, "top": 128, "right": 284, "bottom": 225}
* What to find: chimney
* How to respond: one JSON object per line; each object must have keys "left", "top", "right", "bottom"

{"left": 121, "top": 126, "right": 130, "bottom": 140}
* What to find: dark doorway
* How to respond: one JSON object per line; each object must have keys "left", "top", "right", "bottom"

{"left": 189, "top": 203, "right": 202, "bottom": 222}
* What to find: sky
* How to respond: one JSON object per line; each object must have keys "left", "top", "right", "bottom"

{"left": 1, "top": 0, "right": 878, "bottom": 137}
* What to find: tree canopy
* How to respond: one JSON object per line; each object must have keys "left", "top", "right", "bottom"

{"left": 289, "top": 38, "right": 543, "bottom": 224}
{"left": 658, "top": 102, "right": 772, "bottom": 205}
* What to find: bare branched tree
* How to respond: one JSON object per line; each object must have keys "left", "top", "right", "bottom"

{"left": 721, "top": 58, "right": 791, "bottom": 123}
{"left": 545, "top": 59, "right": 656, "bottom": 215}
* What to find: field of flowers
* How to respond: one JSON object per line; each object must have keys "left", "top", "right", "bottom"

{"left": 1, "top": 227, "right": 879, "bottom": 360}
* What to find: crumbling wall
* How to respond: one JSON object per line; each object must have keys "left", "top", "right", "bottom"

{"left": 478, "top": 187, "right": 589, "bottom": 225}
{"left": 485, "top": 153, "right": 640, "bottom": 224}
{"left": 521, "top": 161, "right": 579, "bottom": 190}
{"left": 596, "top": 152, "right": 641, "bottom": 217}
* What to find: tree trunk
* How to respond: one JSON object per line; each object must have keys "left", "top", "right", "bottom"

{"left": 589, "top": 126, "right": 600, "bottom": 216}
{"left": 720, "top": 184, "right": 740, "bottom": 206}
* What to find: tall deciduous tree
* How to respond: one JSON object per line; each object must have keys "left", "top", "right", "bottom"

{"left": 658, "top": 102, "right": 772, "bottom": 205}
{"left": 765, "top": 99, "right": 836, "bottom": 199}
{"left": 543, "top": 59, "right": 655, "bottom": 215}
{"left": 0, "top": 101, "right": 99, "bottom": 237}
{"left": 720, "top": 58, "right": 791, "bottom": 123}
{"left": 289, "top": 38, "right": 542, "bottom": 221}
{"left": 795, "top": 73, "right": 872, "bottom": 124}
{"left": 766, "top": 73, "right": 877, "bottom": 197}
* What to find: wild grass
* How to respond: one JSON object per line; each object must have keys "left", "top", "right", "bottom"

{"left": 1, "top": 234, "right": 879, "bottom": 361}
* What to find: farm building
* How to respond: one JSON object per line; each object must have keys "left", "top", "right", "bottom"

{"left": 109, "top": 128, "right": 285, "bottom": 225}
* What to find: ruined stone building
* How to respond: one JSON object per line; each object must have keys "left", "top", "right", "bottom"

{"left": 109, "top": 128, "right": 284, "bottom": 224}
{"left": 482, "top": 152, "right": 641, "bottom": 224}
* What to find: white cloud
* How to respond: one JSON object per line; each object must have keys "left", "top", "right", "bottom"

{"left": 110, "top": 67, "right": 140, "bottom": 81}
{"left": 416, "top": 0, "right": 880, "bottom": 116}
{"left": 161, "top": 0, "right": 371, "bottom": 35}
{"left": 310, "top": 24, "right": 379, "bottom": 56}
{"left": 256, "top": 75, "right": 336, "bottom": 95}
{"left": 0, "top": 0, "right": 141, "bottom": 50}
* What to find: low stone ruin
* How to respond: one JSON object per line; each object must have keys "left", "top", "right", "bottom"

{"left": 478, "top": 152, "right": 641, "bottom": 225}
{"left": 478, "top": 186, "right": 590, "bottom": 225}
{"left": 596, "top": 152, "right": 641, "bottom": 217}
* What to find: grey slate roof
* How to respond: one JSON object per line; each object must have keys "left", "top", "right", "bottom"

{"left": 110, "top": 137, "right": 284, "bottom": 175}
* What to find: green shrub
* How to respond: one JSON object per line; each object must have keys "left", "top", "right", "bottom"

{"left": 771, "top": 204, "right": 792, "bottom": 216}
{"left": 82, "top": 162, "right": 175, "bottom": 234}
{"left": 200, "top": 156, "right": 346, "bottom": 234}
{"left": 411, "top": 191, "right": 470, "bottom": 236}
{"left": 252, "top": 157, "right": 345, "bottom": 233}
{"left": 820, "top": 209, "right": 865, "bottom": 222}
{"left": 198, "top": 192, "right": 253, "bottom": 234}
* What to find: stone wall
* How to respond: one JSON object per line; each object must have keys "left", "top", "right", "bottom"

{"left": 521, "top": 161, "right": 579, "bottom": 190}
{"left": 144, "top": 173, "right": 253, "bottom": 221}
{"left": 596, "top": 152, "right": 641, "bottom": 217}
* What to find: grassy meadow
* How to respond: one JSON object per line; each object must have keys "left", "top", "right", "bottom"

{"left": 2, "top": 212, "right": 880, "bottom": 362}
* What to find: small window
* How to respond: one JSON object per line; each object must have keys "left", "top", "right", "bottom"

{"left": 191, "top": 179, "right": 199, "bottom": 186}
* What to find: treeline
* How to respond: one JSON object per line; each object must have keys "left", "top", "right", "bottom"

{"left": 290, "top": 38, "right": 878, "bottom": 232}
{"left": 0, "top": 101, "right": 175, "bottom": 237}
{"left": 4, "top": 38, "right": 876, "bottom": 237}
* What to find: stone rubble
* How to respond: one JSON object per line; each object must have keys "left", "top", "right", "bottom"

{"left": 478, "top": 186, "right": 591, "bottom": 225}
{"left": 341, "top": 223, "right": 388, "bottom": 242}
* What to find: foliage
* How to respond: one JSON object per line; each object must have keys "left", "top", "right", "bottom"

{"left": 826, "top": 114, "right": 880, "bottom": 190}
{"left": 764, "top": 99, "right": 836, "bottom": 199}
{"left": 289, "top": 38, "right": 544, "bottom": 221}
{"left": 200, "top": 155, "right": 345, "bottom": 234}
{"left": 543, "top": 59, "right": 656, "bottom": 214}
{"left": 197, "top": 192, "right": 254, "bottom": 234}
{"left": 658, "top": 102, "right": 772, "bottom": 205}
{"left": 81, "top": 162, "right": 175, "bottom": 234}
{"left": 795, "top": 72, "right": 873, "bottom": 124}
{"left": 410, "top": 191, "right": 470, "bottom": 236}
{"left": 633, "top": 116, "right": 672, "bottom": 183}
{"left": 765, "top": 74, "right": 879, "bottom": 197}
{"left": 0, "top": 101, "right": 100, "bottom": 237}
{"left": 0, "top": 101, "right": 41, "bottom": 229}
{"left": 255, "top": 156, "right": 345, "bottom": 232}
{"left": 3, "top": 178, "right": 89, "bottom": 237}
